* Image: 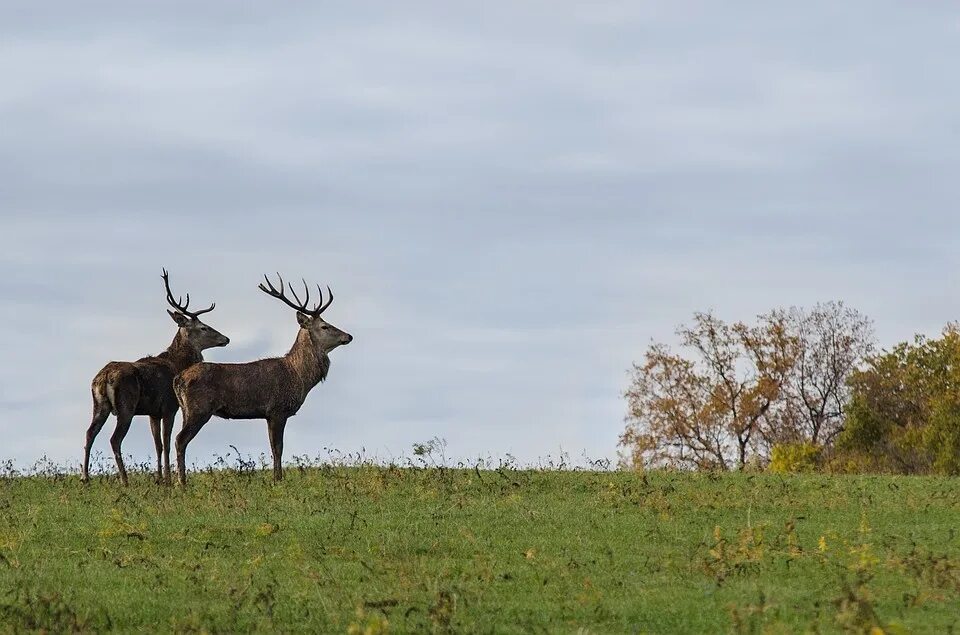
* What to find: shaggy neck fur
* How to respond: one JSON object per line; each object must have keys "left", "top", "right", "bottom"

{"left": 286, "top": 329, "right": 331, "bottom": 389}
{"left": 159, "top": 330, "right": 204, "bottom": 371}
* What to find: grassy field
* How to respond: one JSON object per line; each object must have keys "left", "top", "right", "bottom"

{"left": 1, "top": 462, "right": 959, "bottom": 633}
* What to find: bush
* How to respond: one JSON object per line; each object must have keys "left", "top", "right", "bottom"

{"left": 768, "top": 443, "right": 821, "bottom": 474}
{"left": 926, "top": 397, "right": 960, "bottom": 475}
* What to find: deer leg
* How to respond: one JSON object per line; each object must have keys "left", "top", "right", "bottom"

{"left": 83, "top": 404, "right": 111, "bottom": 483}
{"left": 149, "top": 416, "right": 163, "bottom": 484}
{"left": 161, "top": 413, "right": 175, "bottom": 485}
{"left": 110, "top": 411, "right": 133, "bottom": 486}
{"left": 176, "top": 412, "right": 212, "bottom": 486}
{"left": 267, "top": 417, "right": 288, "bottom": 481}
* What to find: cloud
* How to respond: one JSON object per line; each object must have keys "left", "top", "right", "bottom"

{"left": 2, "top": 1, "right": 960, "bottom": 467}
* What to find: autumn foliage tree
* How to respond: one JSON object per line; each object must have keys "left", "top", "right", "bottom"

{"left": 620, "top": 303, "right": 875, "bottom": 471}
{"left": 620, "top": 311, "right": 798, "bottom": 470}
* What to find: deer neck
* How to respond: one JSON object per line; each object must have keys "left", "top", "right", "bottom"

{"left": 285, "top": 329, "right": 330, "bottom": 390}
{"left": 161, "top": 330, "right": 204, "bottom": 372}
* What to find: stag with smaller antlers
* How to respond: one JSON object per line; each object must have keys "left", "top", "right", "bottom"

{"left": 173, "top": 274, "right": 352, "bottom": 485}
{"left": 84, "top": 270, "right": 229, "bottom": 485}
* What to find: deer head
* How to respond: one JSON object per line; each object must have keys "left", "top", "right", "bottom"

{"left": 259, "top": 273, "right": 353, "bottom": 353}
{"left": 162, "top": 269, "right": 230, "bottom": 350}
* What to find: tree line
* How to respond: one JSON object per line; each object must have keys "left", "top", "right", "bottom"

{"left": 619, "top": 302, "right": 960, "bottom": 474}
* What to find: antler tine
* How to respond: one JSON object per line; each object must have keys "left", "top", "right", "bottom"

{"left": 257, "top": 273, "right": 275, "bottom": 295}
{"left": 258, "top": 273, "right": 281, "bottom": 297}
{"left": 317, "top": 285, "right": 334, "bottom": 314}
{"left": 301, "top": 278, "right": 311, "bottom": 311}
{"left": 162, "top": 268, "right": 187, "bottom": 314}
{"left": 162, "top": 268, "right": 174, "bottom": 304}
{"left": 287, "top": 278, "right": 312, "bottom": 313}
{"left": 191, "top": 301, "right": 216, "bottom": 316}
{"left": 259, "top": 272, "right": 286, "bottom": 299}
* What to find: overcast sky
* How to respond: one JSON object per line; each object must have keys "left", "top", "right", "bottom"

{"left": 2, "top": 2, "right": 960, "bottom": 470}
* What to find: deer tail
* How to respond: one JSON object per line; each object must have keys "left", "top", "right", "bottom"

{"left": 93, "top": 364, "right": 141, "bottom": 416}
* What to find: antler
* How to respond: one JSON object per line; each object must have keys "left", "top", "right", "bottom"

{"left": 259, "top": 273, "right": 333, "bottom": 316}
{"left": 162, "top": 268, "right": 215, "bottom": 318}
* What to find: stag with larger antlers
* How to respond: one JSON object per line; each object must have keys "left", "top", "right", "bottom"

{"left": 173, "top": 274, "right": 352, "bottom": 485}
{"left": 84, "top": 270, "right": 229, "bottom": 485}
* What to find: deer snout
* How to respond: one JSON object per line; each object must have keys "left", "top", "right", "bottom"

{"left": 341, "top": 333, "right": 353, "bottom": 345}
{"left": 219, "top": 336, "right": 231, "bottom": 347}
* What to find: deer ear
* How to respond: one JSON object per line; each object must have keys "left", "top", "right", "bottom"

{"left": 168, "top": 310, "right": 191, "bottom": 327}
{"left": 296, "top": 312, "right": 311, "bottom": 327}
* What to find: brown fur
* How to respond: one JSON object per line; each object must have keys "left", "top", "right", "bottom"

{"left": 173, "top": 277, "right": 350, "bottom": 485}
{"left": 83, "top": 273, "right": 228, "bottom": 485}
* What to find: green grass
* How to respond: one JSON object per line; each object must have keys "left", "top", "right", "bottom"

{"left": 1, "top": 464, "right": 959, "bottom": 633}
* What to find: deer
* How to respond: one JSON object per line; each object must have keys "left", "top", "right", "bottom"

{"left": 173, "top": 274, "right": 353, "bottom": 485}
{"left": 84, "top": 270, "right": 230, "bottom": 485}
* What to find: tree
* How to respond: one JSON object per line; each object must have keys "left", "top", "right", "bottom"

{"left": 620, "top": 311, "right": 798, "bottom": 470}
{"left": 836, "top": 324, "right": 960, "bottom": 474}
{"left": 762, "top": 302, "right": 874, "bottom": 449}
{"left": 620, "top": 342, "right": 728, "bottom": 470}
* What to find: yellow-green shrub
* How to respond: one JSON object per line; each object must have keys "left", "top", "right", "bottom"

{"left": 768, "top": 443, "right": 821, "bottom": 474}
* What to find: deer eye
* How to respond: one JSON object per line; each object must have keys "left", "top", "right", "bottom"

{"left": 320, "top": 325, "right": 329, "bottom": 330}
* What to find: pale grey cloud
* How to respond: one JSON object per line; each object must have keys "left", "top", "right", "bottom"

{"left": 2, "top": 2, "right": 960, "bottom": 468}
